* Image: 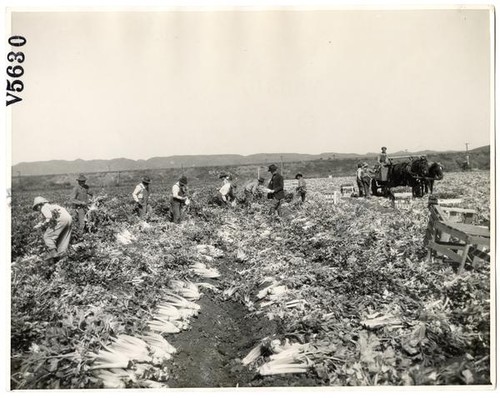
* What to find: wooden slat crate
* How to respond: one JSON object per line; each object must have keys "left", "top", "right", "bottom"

{"left": 425, "top": 197, "right": 490, "bottom": 273}
{"left": 324, "top": 191, "right": 340, "bottom": 204}
{"left": 393, "top": 192, "right": 413, "bottom": 209}
{"left": 340, "top": 184, "right": 355, "bottom": 197}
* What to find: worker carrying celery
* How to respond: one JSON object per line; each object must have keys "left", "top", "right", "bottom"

{"left": 32, "top": 196, "right": 73, "bottom": 262}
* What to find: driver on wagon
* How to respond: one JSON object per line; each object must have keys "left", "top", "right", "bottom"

{"left": 377, "top": 146, "right": 390, "bottom": 182}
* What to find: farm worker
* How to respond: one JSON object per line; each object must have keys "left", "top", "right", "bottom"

{"left": 170, "top": 176, "right": 189, "bottom": 223}
{"left": 356, "top": 163, "right": 364, "bottom": 197}
{"left": 244, "top": 177, "right": 265, "bottom": 203}
{"left": 32, "top": 196, "right": 72, "bottom": 261}
{"left": 295, "top": 173, "right": 307, "bottom": 203}
{"left": 70, "top": 174, "right": 93, "bottom": 232}
{"left": 361, "top": 163, "right": 372, "bottom": 198}
{"left": 377, "top": 146, "right": 390, "bottom": 182}
{"left": 267, "top": 164, "right": 284, "bottom": 217}
{"left": 219, "top": 174, "right": 236, "bottom": 206}
{"left": 132, "top": 177, "right": 151, "bottom": 218}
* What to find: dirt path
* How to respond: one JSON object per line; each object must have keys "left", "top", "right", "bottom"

{"left": 166, "top": 291, "right": 278, "bottom": 388}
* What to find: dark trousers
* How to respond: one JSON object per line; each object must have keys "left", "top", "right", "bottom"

{"left": 300, "top": 192, "right": 306, "bottom": 202}
{"left": 75, "top": 207, "right": 86, "bottom": 232}
{"left": 357, "top": 180, "right": 364, "bottom": 197}
{"left": 134, "top": 202, "right": 148, "bottom": 218}
{"left": 362, "top": 178, "right": 371, "bottom": 197}
{"left": 170, "top": 199, "right": 183, "bottom": 223}
{"left": 269, "top": 198, "right": 283, "bottom": 217}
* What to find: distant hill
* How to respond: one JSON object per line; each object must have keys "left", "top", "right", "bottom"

{"left": 11, "top": 148, "right": 473, "bottom": 176}
{"left": 11, "top": 146, "right": 490, "bottom": 192}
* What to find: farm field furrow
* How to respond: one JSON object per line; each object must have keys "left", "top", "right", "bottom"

{"left": 10, "top": 171, "right": 492, "bottom": 389}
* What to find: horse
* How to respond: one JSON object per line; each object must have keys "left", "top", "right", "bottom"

{"left": 374, "top": 156, "right": 429, "bottom": 199}
{"left": 423, "top": 162, "right": 444, "bottom": 194}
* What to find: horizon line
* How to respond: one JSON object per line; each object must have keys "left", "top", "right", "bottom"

{"left": 11, "top": 146, "right": 482, "bottom": 166}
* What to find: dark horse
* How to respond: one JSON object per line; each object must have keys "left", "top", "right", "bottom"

{"left": 372, "top": 156, "right": 430, "bottom": 199}
{"left": 423, "top": 162, "right": 444, "bottom": 194}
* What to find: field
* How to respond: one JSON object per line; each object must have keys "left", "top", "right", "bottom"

{"left": 9, "top": 171, "right": 493, "bottom": 389}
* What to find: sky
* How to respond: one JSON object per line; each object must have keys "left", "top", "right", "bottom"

{"left": 7, "top": 6, "right": 493, "bottom": 164}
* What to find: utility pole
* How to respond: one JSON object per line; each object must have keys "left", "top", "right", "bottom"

{"left": 465, "top": 142, "right": 470, "bottom": 170}
{"left": 280, "top": 156, "right": 284, "bottom": 179}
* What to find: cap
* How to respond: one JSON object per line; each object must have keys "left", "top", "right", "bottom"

{"left": 381, "top": 146, "right": 387, "bottom": 151}
{"left": 295, "top": 173, "right": 303, "bottom": 179}
{"left": 142, "top": 176, "right": 151, "bottom": 184}
{"left": 179, "top": 176, "right": 188, "bottom": 185}
{"left": 77, "top": 174, "right": 87, "bottom": 182}
{"left": 33, "top": 196, "right": 49, "bottom": 210}
{"left": 268, "top": 164, "right": 278, "bottom": 172}
{"left": 358, "top": 163, "right": 363, "bottom": 168}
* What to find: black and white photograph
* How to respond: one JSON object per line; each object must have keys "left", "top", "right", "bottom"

{"left": 3, "top": 1, "right": 496, "bottom": 394}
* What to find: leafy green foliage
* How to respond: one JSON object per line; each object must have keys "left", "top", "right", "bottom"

{"left": 10, "top": 171, "right": 491, "bottom": 388}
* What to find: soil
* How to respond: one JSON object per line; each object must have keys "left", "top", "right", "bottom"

{"left": 166, "top": 254, "right": 327, "bottom": 388}
{"left": 167, "top": 291, "right": 274, "bottom": 388}
{"left": 167, "top": 290, "right": 327, "bottom": 388}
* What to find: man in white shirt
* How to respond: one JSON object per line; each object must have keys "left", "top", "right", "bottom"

{"left": 216, "top": 173, "right": 237, "bottom": 206}
{"left": 132, "top": 177, "right": 151, "bottom": 218}
{"left": 32, "top": 196, "right": 73, "bottom": 261}
{"left": 170, "top": 176, "right": 189, "bottom": 223}
{"left": 219, "top": 175, "right": 232, "bottom": 204}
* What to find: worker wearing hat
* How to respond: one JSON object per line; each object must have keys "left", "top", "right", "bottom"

{"left": 361, "top": 163, "right": 372, "bottom": 198}
{"left": 170, "top": 176, "right": 189, "bottom": 223}
{"left": 243, "top": 176, "right": 266, "bottom": 204}
{"left": 295, "top": 173, "right": 307, "bottom": 203}
{"left": 219, "top": 174, "right": 236, "bottom": 206}
{"left": 32, "top": 196, "right": 73, "bottom": 262}
{"left": 356, "top": 163, "right": 364, "bottom": 197}
{"left": 133, "top": 176, "right": 151, "bottom": 218}
{"left": 70, "top": 174, "right": 93, "bottom": 232}
{"left": 267, "top": 164, "right": 284, "bottom": 217}
{"left": 377, "top": 146, "right": 390, "bottom": 182}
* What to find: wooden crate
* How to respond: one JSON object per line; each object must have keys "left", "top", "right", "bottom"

{"left": 436, "top": 198, "right": 463, "bottom": 206}
{"left": 441, "top": 207, "right": 477, "bottom": 224}
{"left": 340, "top": 184, "right": 355, "bottom": 197}
{"left": 425, "top": 200, "right": 490, "bottom": 273}
{"left": 324, "top": 191, "right": 340, "bottom": 204}
{"left": 393, "top": 192, "right": 413, "bottom": 209}
{"left": 435, "top": 198, "right": 476, "bottom": 240}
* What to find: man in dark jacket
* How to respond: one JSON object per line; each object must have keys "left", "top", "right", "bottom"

{"left": 70, "top": 174, "right": 93, "bottom": 232}
{"left": 267, "top": 164, "right": 284, "bottom": 217}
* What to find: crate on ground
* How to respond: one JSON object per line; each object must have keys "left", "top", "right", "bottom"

{"left": 393, "top": 192, "right": 413, "bottom": 209}
{"left": 424, "top": 197, "right": 490, "bottom": 273}
{"left": 435, "top": 198, "right": 476, "bottom": 224}
{"left": 340, "top": 184, "right": 355, "bottom": 197}
{"left": 324, "top": 191, "right": 340, "bottom": 204}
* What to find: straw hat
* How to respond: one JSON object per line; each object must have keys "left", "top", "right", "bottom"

{"left": 32, "top": 196, "right": 49, "bottom": 210}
